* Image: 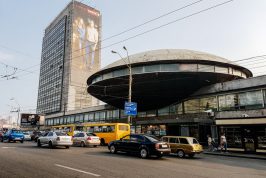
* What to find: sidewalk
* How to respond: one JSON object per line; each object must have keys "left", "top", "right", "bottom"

{"left": 204, "top": 150, "right": 266, "bottom": 160}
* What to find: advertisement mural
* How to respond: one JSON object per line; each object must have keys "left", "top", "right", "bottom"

{"left": 20, "top": 114, "right": 44, "bottom": 126}
{"left": 71, "top": 3, "right": 101, "bottom": 109}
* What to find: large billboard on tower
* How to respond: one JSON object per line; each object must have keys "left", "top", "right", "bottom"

{"left": 70, "top": 3, "right": 101, "bottom": 109}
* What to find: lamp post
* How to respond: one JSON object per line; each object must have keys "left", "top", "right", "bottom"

{"left": 111, "top": 47, "right": 132, "bottom": 124}
{"left": 10, "top": 98, "right": 21, "bottom": 127}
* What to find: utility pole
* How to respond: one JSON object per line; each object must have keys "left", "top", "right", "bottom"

{"left": 111, "top": 46, "right": 132, "bottom": 124}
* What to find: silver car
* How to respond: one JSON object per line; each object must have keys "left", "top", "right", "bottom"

{"left": 23, "top": 132, "right": 32, "bottom": 141}
{"left": 73, "top": 132, "right": 100, "bottom": 147}
{"left": 37, "top": 131, "right": 73, "bottom": 149}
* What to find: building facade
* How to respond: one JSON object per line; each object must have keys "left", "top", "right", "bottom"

{"left": 37, "top": 1, "right": 102, "bottom": 115}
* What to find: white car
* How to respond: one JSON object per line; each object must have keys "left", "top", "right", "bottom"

{"left": 37, "top": 131, "right": 73, "bottom": 149}
{"left": 23, "top": 132, "right": 32, "bottom": 141}
{"left": 73, "top": 132, "right": 100, "bottom": 147}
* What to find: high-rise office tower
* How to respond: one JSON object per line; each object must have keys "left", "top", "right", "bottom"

{"left": 37, "top": 1, "right": 101, "bottom": 114}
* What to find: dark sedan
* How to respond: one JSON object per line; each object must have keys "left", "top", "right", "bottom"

{"left": 108, "top": 134, "right": 171, "bottom": 159}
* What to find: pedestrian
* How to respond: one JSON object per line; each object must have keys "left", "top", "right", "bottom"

{"left": 207, "top": 134, "right": 213, "bottom": 151}
{"left": 220, "top": 133, "right": 227, "bottom": 153}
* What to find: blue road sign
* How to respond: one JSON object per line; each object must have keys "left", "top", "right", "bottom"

{"left": 124, "top": 102, "right": 137, "bottom": 116}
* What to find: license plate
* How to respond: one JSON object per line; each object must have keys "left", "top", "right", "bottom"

{"left": 161, "top": 145, "right": 168, "bottom": 148}
{"left": 15, "top": 138, "right": 21, "bottom": 140}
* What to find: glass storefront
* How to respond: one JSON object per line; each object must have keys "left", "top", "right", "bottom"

{"left": 141, "top": 125, "right": 166, "bottom": 137}
{"left": 219, "top": 125, "right": 266, "bottom": 152}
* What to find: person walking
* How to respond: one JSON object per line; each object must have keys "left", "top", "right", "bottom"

{"left": 220, "top": 133, "right": 227, "bottom": 152}
{"left": 207, "top": 135, "right": 213, "bottom": 151}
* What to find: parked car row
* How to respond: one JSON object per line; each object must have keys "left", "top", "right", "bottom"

{"left": 108, "top": 134, "right": 203, "bottom": 159}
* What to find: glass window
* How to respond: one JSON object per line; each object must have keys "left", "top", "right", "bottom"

{"left": 160, "top": 64, "right": 179, "bottom": 72}
{"left": 233, "top": 69, "right": 242, "bottom": 77}
{"left": 179, "top": 64, "right": 197, "bottom": 72}
{"left": 215, "top": 66, "right": 228, "bottom": 74}
{"left": 158, "top": 107, "right": 169, "bottom": 116}
{"left": 103, "top": 72, "right": 113, "bottom": 80}
{"left": 144, "top": 64, "right": 160, "bottom": 73}
{"left": 146, "top": 110, "right": 156, "bottom": 117}
{"left": 132, "top": 66, "right": 143, "bottom": 74}
{"left": 137, "top": 112, "right": 146, "bottom": 117}
{"left": 238, "top": 90, "right": 263, "bottom": 109}
{"left": 257, "top": 127, "right": 266, "bottom": 150}
{"left": 184, "top": 99, "right": 200, "bottom": 113}
{"left": 198, "top": 64, "right": 214, "bottom": 72}
{"left": 218, "top": 94, "right": 238, "bottom": 111}
{"left": 119, "top": 125, "right": 129, "bottom": 131}
{"left": 219, "top": 126, "right": 242, "bottom": 148}
{"left": 113, "top": 69, "right": 127, "bottom": 77}
{"left": 162, "top": 137, "right": 168, "bottom": 142}
{"left": 179, "top": 138, "right": 189, "bottom": 144}
{"left": 199, "top": 97, "right": 217, "bottom": 112}
{"left": 48, "top": 132, "right": 54, "bottom": 137}
{"left": 169, "top": 137, "right": 177, "bottom": 143}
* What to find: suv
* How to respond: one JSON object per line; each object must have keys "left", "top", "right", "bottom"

{"left": 2, "top": 129, "right": 24, "bottom": 143}
{"left": 161, "top": 136, "right": 203, "bottom": 158}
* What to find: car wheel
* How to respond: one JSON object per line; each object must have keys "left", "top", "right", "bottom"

{"left": 37, "top": 140, "right": 41, "bottom": 147}
{"left": 100, "top": 139, "right": 105, "bottom": 146}
{"left": 188, "top": 153, "right": 195, "bottom": 158}
{"left": 8, "top": 138, "right": 11, "bottom": 143}
{"left": 0, "top": 137, "right": 3, "bottom": 142}
{"left": 49, "top": 141, "right": 53, "bottom": 149}
{"left": 20, "top": 140, "right": 24, "bottom": 143}
{"left": 93, "top": 145, "right": 98, "bottom": 148}
{"left": 80, "top": 141, "right": 85, "bottom": 147}
{"left": 109, "top": 145, "right": 116, "bottom": 154}
{"left": 140, "top": 148, "right": 149, "bottom": 159}
{"left": 66, "top": 146, "right": 70, "bottom": 149}
{"left": 177, "top": 150, "right": 185, "bottom": 158}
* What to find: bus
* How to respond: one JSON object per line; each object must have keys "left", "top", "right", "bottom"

{"left": 51, "top": 124, "right": 83, "bottom": 136}
{"left": 82, "top": 123, "right": 130, "bottom": 145}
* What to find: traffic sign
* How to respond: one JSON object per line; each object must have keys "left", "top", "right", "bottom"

{"left": 124, "top": 102, "right": 137, "bottom": 116}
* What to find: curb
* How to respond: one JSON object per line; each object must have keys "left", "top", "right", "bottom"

{"left": 203, "top": 152, "right": 266, "bottom": 160}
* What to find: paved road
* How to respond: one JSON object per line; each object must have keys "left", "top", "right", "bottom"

{"left": 0, "top": 142, "right": 265, "bottom": 178}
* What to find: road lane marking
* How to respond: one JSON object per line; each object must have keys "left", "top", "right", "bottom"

{"left": 1, "top": 147, "right": 16, "bottom": 149}
{"left": 55, "top": 164, "right": 101, "bottom": 177}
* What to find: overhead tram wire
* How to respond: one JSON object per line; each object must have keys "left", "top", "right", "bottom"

{"left": 3, "top": 0, "right": 231, "bottom": 80}
{"left": 70, "top": 0, "right": 235, "bottom": 61}
{"left": 72, "top": 0, "right": 205, "bottom": 55}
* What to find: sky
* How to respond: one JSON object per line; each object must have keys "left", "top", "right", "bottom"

{"left": 1, "top": 0, "right": 266, "bottom": 123}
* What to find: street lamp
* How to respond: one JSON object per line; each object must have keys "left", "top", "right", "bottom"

{"left": 111, "top": 47, "right": 132, "bottom": 124}
{"left": 10, "top": 98, "right": 21, "bottom": 127}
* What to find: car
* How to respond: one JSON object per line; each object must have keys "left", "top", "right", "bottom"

{"left": 30, "top": 131, "right": 43, "bottom": 142}
{"left": 2, "top": 129, "right": 24, "bottom": 143}
{"left": 37, "top": 131, "right": 73, "bottom": 149}
{"left": 108, "top": 134, "right": 171, "bottom": 159}
{"left": 33, "top": 131, "right": 46, "bottom": 142}
{"left": 161, "top": 136, "right": 203, "bottom": 158}
{"left": 0, "top": 131, "right": 4, "bottom": 142}
{"left": 73, "top": 132, "right": 100, "bottom": 147}
{"left": 23, "top": 132, "right": 32, "bottom": 141}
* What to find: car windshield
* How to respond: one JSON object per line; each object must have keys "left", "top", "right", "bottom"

{"left": 144, "top": 135, "right": 160, "bottom": 142}
{"left": 86, "top": 133, "right": 96, "bottom": 136}
{"left": 55, "top": 132, "right": 67, "bottom": 136}
{"left": 23, "top": 133, "right": 29, "bottom": 135}
{"left": 13, "top": 130, "right": 22, "bottom": 133}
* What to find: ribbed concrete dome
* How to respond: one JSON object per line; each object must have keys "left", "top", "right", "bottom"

{"left": 104, "top": 49, "right": 240, "bottom": 70}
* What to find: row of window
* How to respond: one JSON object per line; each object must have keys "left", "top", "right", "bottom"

{"left": 45, "top": 89, "right": 266, "bottom": 126}
{"left": 91, "top": 64, "right": 247, "bottom": 84}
